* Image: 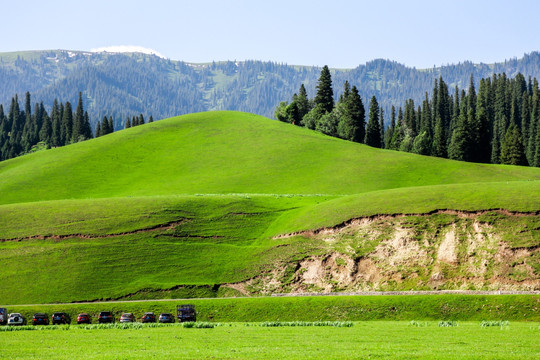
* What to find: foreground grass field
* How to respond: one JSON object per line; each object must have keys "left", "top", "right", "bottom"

{"left": 0, "top": 111, "right": 539, "bottom": 304}
{"left": 1, "top": 321, "right": 539, "bottom": 359}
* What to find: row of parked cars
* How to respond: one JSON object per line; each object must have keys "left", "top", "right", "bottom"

{"left": 0, "top": 305, "right": 196, "bottom": 326}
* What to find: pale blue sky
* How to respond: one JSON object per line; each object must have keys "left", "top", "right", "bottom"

{"left": 2, "top": 0, "right": 539, "bottom": 68}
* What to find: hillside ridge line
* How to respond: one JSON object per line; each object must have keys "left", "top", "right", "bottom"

{"left": 273, "top": 208, "right": 540, "bottom": 239}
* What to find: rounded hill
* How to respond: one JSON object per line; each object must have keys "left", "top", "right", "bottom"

{"left": 1, "top": 111, "right": 539, "bottom": 205}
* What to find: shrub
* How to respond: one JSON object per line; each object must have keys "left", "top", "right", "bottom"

{"left": 438, "top": 321, "right": 458, "bottom": 327}
{"left": 408, "top": 320, "right": 429, "bottom": 327}
{"left": 481, "top": 320, "right": 509, "bottom": 328}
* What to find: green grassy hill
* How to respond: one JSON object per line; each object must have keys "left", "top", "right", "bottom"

{"left": 1, "top": 111, "right": 539, "bottom": 304}
{"left": 2, "top": 111, "right": 540, "bottom": 204}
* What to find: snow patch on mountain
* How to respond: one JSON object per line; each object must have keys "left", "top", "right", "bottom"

{"left": 90, "top": 46, "right": 166, "bottom": 58}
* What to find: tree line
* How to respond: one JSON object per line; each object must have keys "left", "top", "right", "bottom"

{"left": 276, "top": 66, "right": 540, "bottom": 167}
{"left": 0, "top": 91, "right": 152, "bottom": 161}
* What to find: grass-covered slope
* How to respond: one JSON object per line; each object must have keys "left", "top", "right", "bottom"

{"left": 1, "top": 111, "right": 539, "bottom": 205}
{"left": 1, "top": 111, "right": 539, "bottom": 304}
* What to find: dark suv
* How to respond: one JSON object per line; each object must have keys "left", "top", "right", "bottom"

{"left": 177, "top": 305, "right": 196, "bottom": 322}
{"left": 98, "top": 311, "right": 114, "bottom": 324}
{"left": 52, "top": 312, "right": 71, "bottom": 325}
{"left": 32, "top": 313, "right": 49, "bottom": 326}
{"left": 141, "top": 312, "right": 156, "bottom": 323}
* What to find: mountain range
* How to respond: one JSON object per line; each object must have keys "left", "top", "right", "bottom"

{"left": 2, "top": 49, "right": 540, "bottom": 130}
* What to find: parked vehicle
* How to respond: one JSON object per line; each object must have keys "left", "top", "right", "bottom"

{"left": 77, "top": 313, "right": 91, "bottom": 324}
{"left": 141, "top": 312, "right": 156, "bottom": 323}
{"left": 0, "top": 308, "right": 7, "bottom": 325}
{"left": 158, "top": 313, "right": 175, "bottom": 323}
{"left": 177, "top": 305, "right": 196, "bottom": 322}
{"left": 7, "top": 313, "right": 26, "bottom": 326}
{"left": 32, "top": 313, "right": 49, "bottom": 326}
{"left": 98, "top": 311, "right": 115, "bottom": 324}
{"left": 119, "top": 313, "right": 136, "bottom": 323}
{"left": 52, "top": 312, "right": 71, "bottom": 325}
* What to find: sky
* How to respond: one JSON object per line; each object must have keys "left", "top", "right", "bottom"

{"left": 1, "top": 0, "right": 539, "bottom": 69}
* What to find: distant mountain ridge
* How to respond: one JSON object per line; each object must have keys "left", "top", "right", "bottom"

{"left": 1, "top": 49, "right": 540, "bottom": 129}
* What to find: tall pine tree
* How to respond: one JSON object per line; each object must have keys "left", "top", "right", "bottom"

{"left": 60, "top": 101, "right": 73, "bottom": 145}
{"left": 364, "top": 96, "right": 382, "bottom": 148}
{"left": 336, "top": 84, "right": 365, "bottom": 142}
{"left": 72, "top": 92, "right": 84, "bottom": 142}
{"left": 314, "top": 65, "right": 334, "bottom": 114}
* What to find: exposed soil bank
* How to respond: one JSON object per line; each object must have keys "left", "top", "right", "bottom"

{"left": 250, "top": 210, "right": 540, "bottom": 293}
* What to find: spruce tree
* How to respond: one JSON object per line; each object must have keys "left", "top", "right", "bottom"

{"left": 449, "top": 86, "right": 460, "bottom": 137}
{"left": 0, "top": 105, "right": 6, "bottom": 160}
{"left": 528, "top": 118, "right": 538, "bottom": 166}
{"left": 125, "top": 117, "right": 131, "bottom": 129}
{"left": 349, "top": 86, "right": 365, "bottom": 142}
{"left": 314, "top": 65, "right": 334, "bottom": 114}
{"left": 364, "top": 96, "right": 382, "bottom": 148}
{"left": 436, "top": 77, "right": 451, "bottom": 129}
{"left": 534, "top": 120, "right": 540, "bottom": 167}
{"left": 296, "top": 84, "right": 310, "bottom": 121}
{"left": 336, "top": 85, "right": 365, "bottom": 142}
{"left": 20, "top": 92, "right": 33, "bottom": 152}
{"left": 379, "top": 107, "right": 385, "bottom": 148}
{"left": 431, "top": 116, "right": 447, "bottom": 158}
{"left": 403, "top": 99, "right": 416, "bottom": 137}
{"left": 471, "top": 79, "right": 491, "bottom": 163}
{"left": 340, "top": 80, "right": 350, "bottom": 102}
{"left": 421, "top": 92, "right": 432, "bottom": 136}
{"left": 149, "top": 115, "right": 154, "bottom": 123}
{"left": 467, "top": 75, "right": 477, "bottom": 118}
{"left": 50, "top": 99, "right": 61, "bottom": 147}
{"left": 528, "top": 79, "right": 539, "bottom": 165}
{"left": 7, "top": 96, "right": 23, "bottom": 158}
{"left": 448, "top": 109, "right": 470, "bottom": 161}
{"left": 95, "top": 122, "right": 102, "bottom": 138}
{"left": 384, "top": 106, "right": 396, "bottom": 149}
{"left": 108, "top": 116, "right": 114, "bottom": 133}
{"left": 286, "top": 101, "right": 300, "bottom": 125}
{"left": 491, "top": 121, "right": 501, "bottom": 164}
{"left": 82, "top": 111, "right": 92, "bottom": 139}
{"left": 101, "top": 116, "right": 110, "bottom": 135}
{"left": 521, "top": 91, "right": 530, "bottom": 147}
{"left": 500, "top": 123, "right": 527, "bottom": 165}
{"left": 72, "top": 92, "right": 84, "bottom": 142}
{"left": 389, "top": 107, "right": 405, "bottom": 150}
{"left": 39, "top": 107, "right": 52, "bottom": 145}
{"left": 60, "top": 101, "right": 73, "bottom": 145}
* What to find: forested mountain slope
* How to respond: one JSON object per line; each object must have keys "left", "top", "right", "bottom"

{"left": 2, "top": 50, "right": 540, "bottom": 129}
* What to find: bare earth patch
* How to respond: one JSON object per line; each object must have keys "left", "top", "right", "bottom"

{"left": 247, "top": 210, "right": 540, "bottom": 294}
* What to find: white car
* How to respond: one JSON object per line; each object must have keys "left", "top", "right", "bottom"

{"left": 7, "top": 313, "right": 26, "bottom": 326}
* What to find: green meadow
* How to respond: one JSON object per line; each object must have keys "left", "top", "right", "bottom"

{"left": 2, "top": 111, "right": 539, "bottom": 204}
{"left": 0, "top": 111, "right": 539, "bottom": 304}
{"left": 1, "top": 321, "right": 538, "bottom": 359}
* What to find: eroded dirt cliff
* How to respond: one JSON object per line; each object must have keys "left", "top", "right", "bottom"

{"left": 229, "top": 210, "right": 540, "bottom": 294}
